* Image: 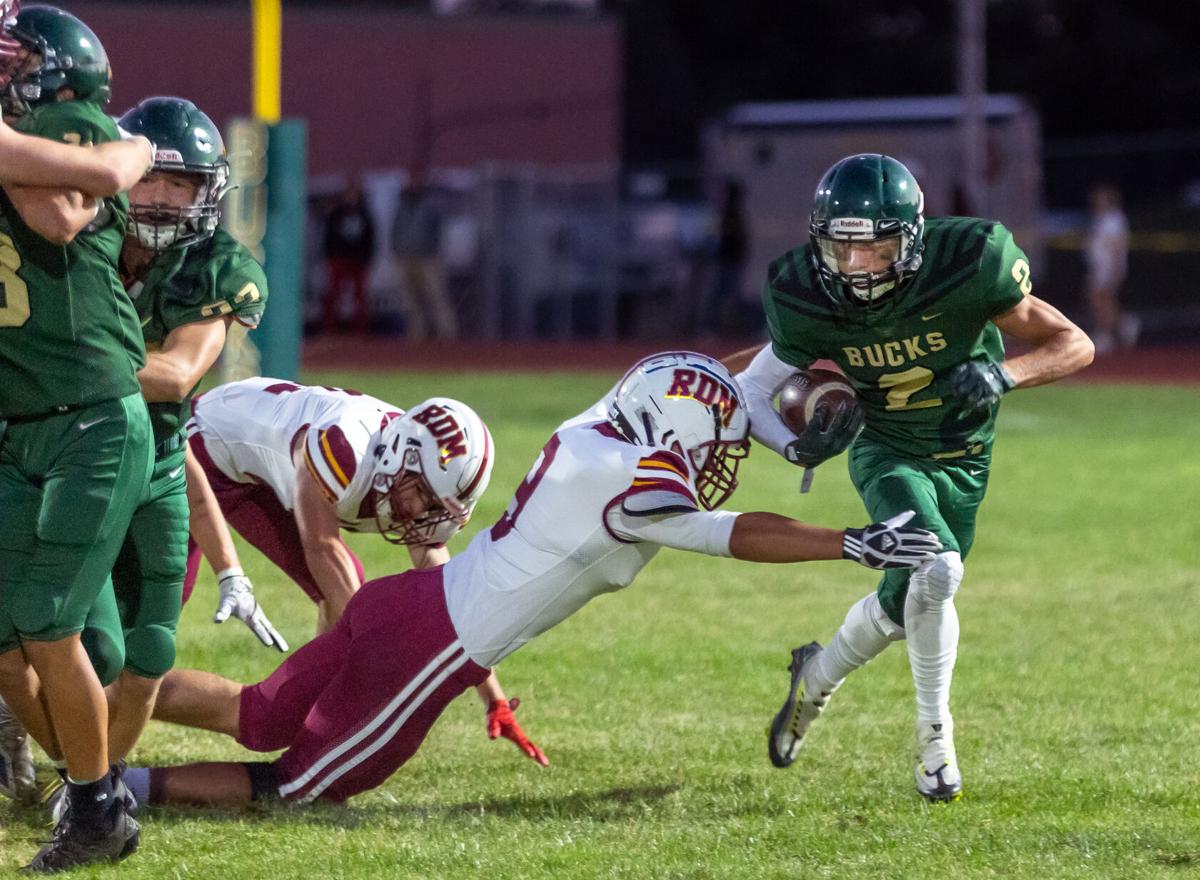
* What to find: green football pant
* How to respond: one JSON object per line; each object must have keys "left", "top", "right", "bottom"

{"left": 847, "top": 439, "right": 992, "bottom": 626}
{"left": 83, "top": 443, "right": 188, "bottom": 681}
{"left": 0, "top": 394, "right": 153, "bottom": 652}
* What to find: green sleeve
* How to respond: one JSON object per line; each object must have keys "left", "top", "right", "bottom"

{"left": 15, "top": 101, "right": 117, "bottom": 147}
{"left": 762, "top": 278, "right": 819, "bottom": 368}
{"left": 161, "top": 249, "right": 268, "bottom": 331}
{"left": 978, "top": 223, "right": 1032, "bottom": 318}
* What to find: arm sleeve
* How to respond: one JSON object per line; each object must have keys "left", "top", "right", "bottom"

{"left": 609, "top": 507, "right": 739, "bottom": 557}
{"left": 301, "top": 423, "right": 359, "bottom": 506}
{"left": 980, "top": 223, "right": 1031, "bottom": 318}
{"left": 603, "top": 448, "right": 738, "bottom": 556}
{"left": 167, "top": 251, "right": 268, "bottom": 330}
{"left": 734, "top": 344, "right": 802, "bottom": 457}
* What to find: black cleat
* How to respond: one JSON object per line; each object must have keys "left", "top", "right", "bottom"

{"left": 22, "top": 807, "right": 139, "bottom": 874}
{"left": 768, "top": 641, "right": 828, "bottom": 768}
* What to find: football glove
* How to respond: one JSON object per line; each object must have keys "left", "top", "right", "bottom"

{"left": 783, "top": 399, "right": 865, "bottom": 468}
{"left": 843, "top": 511, "right": 943, "bottom": 570}
{"left": 486, "top": 698, "right": 549, "bottom": 767}
{"left": 950, "top": 359, "right": 1016, "bottom": 417}
{"left": 214, "top": 572, "right": 289, "bottom": 652}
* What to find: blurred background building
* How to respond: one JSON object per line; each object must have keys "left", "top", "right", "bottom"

{"left": 73, "top": 0, "right": 1200, "bottom": 348}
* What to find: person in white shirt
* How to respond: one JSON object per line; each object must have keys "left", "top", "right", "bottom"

{"left": 122, "top": 352, "right": 941, "bottom": 806}
{"left": 1084, "top": 182, "right": 1135, "bottom": 354}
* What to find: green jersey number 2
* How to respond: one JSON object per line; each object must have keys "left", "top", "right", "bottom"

{"left": 0, "top": 232, "right": 31, "bottom": 328}
{"left": 879, "top": 366, "right": 942, "bottom": 411}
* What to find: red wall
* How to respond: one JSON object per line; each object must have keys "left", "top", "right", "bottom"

{"left": 72, "top": 3, "right": 623, "bottom": 175}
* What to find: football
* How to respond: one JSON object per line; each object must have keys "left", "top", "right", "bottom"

{"left": 777, "top": 368, "right": 858, "bottom": 434}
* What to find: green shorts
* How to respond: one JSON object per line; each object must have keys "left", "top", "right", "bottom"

{"left": 108, "top": 442, "right": 188, "bottom": 679}
{"left": 847, "top": 438, "right": 992, "bottom": 626}
{"left": 0, "top": 393, "right": 153, "bottom": 651}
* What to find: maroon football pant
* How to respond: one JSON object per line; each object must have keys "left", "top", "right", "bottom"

{"left": 183, "top": 433, "right": 365, "bottom": 605}
{"left": 236, "top": 566, "right": 489, "bottom": 803}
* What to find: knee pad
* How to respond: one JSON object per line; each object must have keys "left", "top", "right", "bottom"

{"left": 908, "top": 552, "right": 964, "bottom": 605}
{"left": 81, "top": 625, "right": 126, "bottom": 687}
{"left": 123, "top": 624, "right": 177, "bottom": 679}
{"left": 847, "top": 592, "right": 906, "bottom": 643}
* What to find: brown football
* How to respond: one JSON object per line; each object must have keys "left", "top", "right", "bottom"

{"left": 777, "top": 369, "right": 858, "bottom": 434}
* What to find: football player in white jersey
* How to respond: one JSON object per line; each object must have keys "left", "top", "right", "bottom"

{"left": 184, "top": 378, "right": 546, "bottom": 765}
{"left": 121, "top": 352, "right": 940, "bottom": 806}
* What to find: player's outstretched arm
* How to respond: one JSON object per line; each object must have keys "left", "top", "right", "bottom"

{"left": 185, "top": 447, "right": 288, "bottom": 651}
{"left": 0, "top": 119, "right": 153, "bottom": 195}
{"left": 728, "top": 510, "right": 941, "bottom": 569}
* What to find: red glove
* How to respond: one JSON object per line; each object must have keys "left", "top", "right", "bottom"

{"left": 486, "top": 698, "right": 549, "bottom": 766}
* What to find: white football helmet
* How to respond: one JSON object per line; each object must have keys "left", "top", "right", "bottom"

{"left": 607, "top": 351, "right": 750, "bottom": 510}
{"left": 371, "top": 397, "right": 494, "bottom": 544}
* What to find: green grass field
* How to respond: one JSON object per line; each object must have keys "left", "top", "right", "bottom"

{"left": 3, "top": 371, "right": 1198, "bottom": 878}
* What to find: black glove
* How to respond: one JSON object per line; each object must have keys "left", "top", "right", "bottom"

{"left": 950, "top": 360, "right": 1016, "bottom": 417}
{"left": 783, "top": 399, "right": 864, "bottom": 468}
{"left": 842, "top": 511, "right": 943, "bottom": 570}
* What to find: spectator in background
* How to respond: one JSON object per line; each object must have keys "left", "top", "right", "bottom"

{"left": 1084, "top": 182, "right": 1136, "bottom": 353}
{"left": 391, "top": 176, "right": 459, "bottom": 341}
{"left": 695, "top": 180, "right": 750, "bottom": 338}
{"left": 321, "top": 179, "right": 376, "bottom": 335}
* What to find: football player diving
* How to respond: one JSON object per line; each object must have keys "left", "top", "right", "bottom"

{"left": 116, "top": 352, "right": 942, "bottom": 808}
{"left": 724, "top": 153, "right": 1094, "bottom": 802}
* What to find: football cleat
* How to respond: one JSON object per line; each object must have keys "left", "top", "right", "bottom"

{"left": 914, "top": 721, "right": 962, "bottom": 803}
{"left": 0, "top": 696, "right": 38, "bottom": 805}
{"left": 768, "top": 641, "right": 832, "bottom": 768}
{"left": 22, "top": 803, "right": 139, "bottom": 873}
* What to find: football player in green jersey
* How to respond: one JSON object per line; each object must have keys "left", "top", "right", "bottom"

{"left": 3, "top": 94, "right": 276, "bottom": 826}
{"left": 727, "top": 154, "right": 1094, "bottom": 802}
{"left": 0, "top": 4, "right": 149, "bottom": 869}
{"left": 98, "top": 95, "right": 269, "bottom": 766}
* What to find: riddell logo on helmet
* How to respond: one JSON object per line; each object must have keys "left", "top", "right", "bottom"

{"left": 155, "top": 149, "right": 185, "bottom": 164}
{"left": 665, "top": 369, "right": 740, "bottom": 428}
{"left": 411, "top": 405, "right": 468, "bottom": 464}
{"left": 831, "top": 218, "right": 874, "bottom": 232}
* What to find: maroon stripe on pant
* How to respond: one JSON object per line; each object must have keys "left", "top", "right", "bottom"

{"left": 268, "top": 567, "right": 488, "bottom": 803}
{"left": 183, "top": 433, "right": 365, "bottom": 605}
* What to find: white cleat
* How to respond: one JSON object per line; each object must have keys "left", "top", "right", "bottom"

{"left": 768, "top": 641, "right": 833, "bottom": 768}
{"left": 0, "top": 696, "right": 38, "bottom": 805}
{"left": 914, "top": 721, "right": 962, "bottom": 802}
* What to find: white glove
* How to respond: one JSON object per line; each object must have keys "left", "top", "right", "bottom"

{"left": 214, "top": 569, "right": 289, "bottom": 652}
{"left": 842, "top": 510, "right": 943, "bottom": 570}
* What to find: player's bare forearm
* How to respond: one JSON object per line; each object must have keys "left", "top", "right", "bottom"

{"left": 138, "top": 318, "right": 229, "bottom": 402}
{"left": 303, "top": 538, "right": 361, "bottom": 620}
{"left": 2, "top": 183, "right": 98, "bottom": 244}
{"left": 720, "top": 343, "right": 767, "bottom": 375}
{"left": 0, "top": 122, "right": 151, "bottom": 195}
{"left": 185, "top": 447, "right": 242, "bottom": 572}
{"left": 474, "top": 670, "right": 505, "bottom": 705}
{"left": 993, "top": 294, "right": 1095, "bottom": 388}
{"left": 728, "top": 512, "right": 844, "bottom": 563}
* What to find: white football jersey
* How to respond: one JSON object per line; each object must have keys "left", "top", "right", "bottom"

{"left": 443, "top": 410, "right": 738, "bottom": 667}
{"left": 187, "top": 377, "right": 402, "bottom": 532}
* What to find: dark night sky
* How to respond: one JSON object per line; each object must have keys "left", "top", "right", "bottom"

{"left": 612, "top": 0, "right": 1200, "bottom": 163}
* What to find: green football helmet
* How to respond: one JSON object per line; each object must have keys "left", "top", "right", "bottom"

{"left": 809, "top": 153, "right": 925, "bottom": 308}
{"left": 2, "top": 5, "right": 110, "bottom": 117}
{"left": 118, "top": 96, "right": 230, "bottom": 251}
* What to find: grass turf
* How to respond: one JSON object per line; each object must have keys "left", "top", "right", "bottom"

{"left": 2, "top": 373, "right": 1197, "bottom": 878}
